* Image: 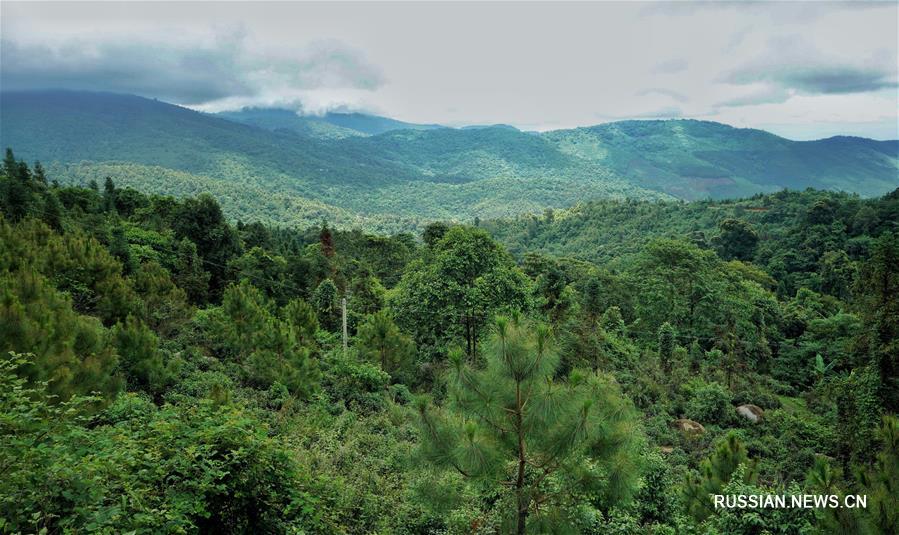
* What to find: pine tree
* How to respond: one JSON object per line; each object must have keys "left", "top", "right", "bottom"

{"left": 172, "top": 238, "right": 210, "bottom": 304}
{"left": 1, "top": 149, "right": 31, "bottom": 222}
{"left": 312, "top": 278, "right": 340, "bottom": 332}
{"left": 217, "top": 281, "right": 317, "bottom": 396}
{"left": 684, "top": 432, "right": 758, "bottom": 521}
{"left": 417, "top": 316, "right": 641, "bottom": 533}
{"left": 109, "top": 225, "right": 135, "bottom": 275}
{"left": 112, "top": 315, "right": 172, "bottom": 395}
{"left": 32, "top": 162, "right": 47, "bottom": 186}
{"left": 103, "top": 176, "right": 116, "bottom": 213}
{"left": 355, "top": 310, "right": 414, "bottom": 375}
{"left": 42, "top": 191, "right": 64, "bottom": 232}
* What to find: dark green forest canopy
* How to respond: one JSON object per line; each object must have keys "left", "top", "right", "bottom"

{"left": 1, "top": 151, "right": 897, "bottom": 533}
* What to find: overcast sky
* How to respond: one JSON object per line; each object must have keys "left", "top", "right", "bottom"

{"left": 2, "top": 1, "right": 897, "bottom": 139}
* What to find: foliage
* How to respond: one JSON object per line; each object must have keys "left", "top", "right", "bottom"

{"left": 0, "top": 153, "right": 896, "bottom": 533}
{"left": 416, "top": 317, "right": 642, "bottom": 533}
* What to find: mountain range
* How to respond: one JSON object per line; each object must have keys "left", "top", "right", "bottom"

{"left": 1, "top": 89, "right": 896, "bottom": 231}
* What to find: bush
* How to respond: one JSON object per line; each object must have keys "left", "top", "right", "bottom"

{"left": 683, "top": 380, "right": 734, "bottom": 425}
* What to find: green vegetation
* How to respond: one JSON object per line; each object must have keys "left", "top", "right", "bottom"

{"left": 4, "top": 91, "right": 895, "bottom": 234}
{"left": 1, "top": 149, "right": 898, "bottom": 533}
{"left": 545, "top": 120, "right": 899, "bottom": 199}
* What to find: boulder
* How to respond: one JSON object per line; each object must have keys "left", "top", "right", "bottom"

{"left": 736, "top": 404, "right": 764, "bottom": 423}
{"left": 671, "top": 418, "right": 705, "bottom": 436}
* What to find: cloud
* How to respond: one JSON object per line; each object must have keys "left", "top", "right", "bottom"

{"left": 721, "top": 36, "right": 897, "bottom": 104}
{"left": 636, "top": 88, "right": 689, "bottom": 103}
{"left": 652, "top": 58, "right": 688, "bottom": 75}
{"left": 0, "top": 30, "right": 384, "bottom": 110}
{"left": 595, "top": 106, "right": 684, "bottom": 121}
{"left": 726, "top": 63, "right": 897, "bottom": 95}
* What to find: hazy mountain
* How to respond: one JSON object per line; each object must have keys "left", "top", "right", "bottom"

{"left": 0, "top": 90, "right": 663, "bottom": 229}
{"left": 216, "top": 108, "right": 443, "bottom": 139}
{"left": 2, "top": 91, "right": 895, "bottom": 230}
{"left": 544, "top": 120, "right": 899, "bottom": 199}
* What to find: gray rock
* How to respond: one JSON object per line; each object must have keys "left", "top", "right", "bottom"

{"left": 736, "top": 404, "right": 764, "bottom": 423}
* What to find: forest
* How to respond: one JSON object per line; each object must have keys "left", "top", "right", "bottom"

{"left": 1, "top": 147, "right": 898, "bottom": 534}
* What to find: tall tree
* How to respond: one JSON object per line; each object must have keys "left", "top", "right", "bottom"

{"left": 392, "top": 227, "right": 531, "bottom": 359}
{"left": 355, "top": 310, "right": 414, "bottom": 375}
{"left": 714, "top": 218, "right": 759, "bottom": 261}
{"left": 417, "top": 316, "right": 641, "bottom": 533}
{"left": 658, "top": 322, "right": 675, "bottom": 374}
{"left": 172, "top": 194, "right": 241, "bottom": 300}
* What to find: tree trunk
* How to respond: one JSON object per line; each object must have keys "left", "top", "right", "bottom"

{"left": 515, "top": 381, "right": 528, "bottom": 535}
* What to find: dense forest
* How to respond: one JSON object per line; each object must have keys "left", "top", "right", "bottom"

{"left": 1, "top": 147, "right": 898, "bottom": 534}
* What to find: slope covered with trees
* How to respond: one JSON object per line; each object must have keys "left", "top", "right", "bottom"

{"left": 0, "top": 90, "right": 666, "bottom": 230}
{"left": 3, "top": 91, "right": 896, "bottom": 233}
{"left": 2, "top": 149, "right": 897, "bottom": 533}
{"left": 544, "top": 120, "right": 899, "bottom": 199}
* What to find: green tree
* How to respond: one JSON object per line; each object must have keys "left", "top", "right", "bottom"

{"left": 173, "top": 193, "right": 241, "bottom": 299}
{"left": 0, "top": 270, "right": 122, "bottom": 401}
{"left": 312, "top": 278, "right": 341, "bottom": 332}
{"left": 42, "top": 190, "right": 64, "bottom": 232}
{"left": 216, "top": 281, "right": 318, "bottom": 396}
{"left": 658, "top": 322, "right": 675, "bottom": 374}
{"left": 392, "top": 227, "right": 531, "bottom": 359}
{"left": 355, "top": 310, "right": 414, "bottom": 375}
{"left": 112, "top": 316, "right": 174, "bottom": 395}
{"left": 684, "top": 433, "right": 758, "bottom": 522}
{"left": 714, "top": 218, "right": 759, "bottom": 261}
{"left": 171, "top": 238, "right": 210, "bottom": 304}
{"left": 228, "top": 246, "right": 289, "bottom": 303}
{"left": 1, "top": 149, "right": 32, "bottom": 222}
{"left": 417, "top": 316, "right": 641, "bottom": 533}
{"left": 103, "top": 176, "right": 116, "bottom": 213}
{"left": 422, "top": 221, "right": 449, "bottom": 247}
{"left": 857, "top": 232, "right": 899, "bottom": 410}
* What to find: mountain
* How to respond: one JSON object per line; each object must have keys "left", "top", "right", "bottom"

{"left": 2, "top": 91, "right": 895, "bottom": 230}
{"left": 216, "top": 108, "right": 443, "bottom": 139}
{"left": 0, "top": 90, "right": 663, "bottom": 230}
{"left": 543, "top": 120, "right": 899, "bottom": 199}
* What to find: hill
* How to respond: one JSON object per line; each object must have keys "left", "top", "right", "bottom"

{"left": 0, "top": 90, "right": 665, "bottom": 229}
{"left": 543, "top": 120, "right": 899, "bottom": 199}
{"left": 2, "top": 91, "right": 896, "bottom": 230}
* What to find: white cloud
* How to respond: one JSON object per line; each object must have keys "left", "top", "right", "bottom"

{"left": 1, "top": 1, "right": 896, "bottom": 138}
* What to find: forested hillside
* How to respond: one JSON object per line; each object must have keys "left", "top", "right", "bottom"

{"left": 0, "top": 90, "right": 666, "bottom": 231}
{"left": 545, "top": 121, "right": 899, "bottom": 199}
{"left": 2, "top": 91, "right": 896, "bottom": 234}
{"left": 2, "top": 148, "right": 897, "bottom": 533}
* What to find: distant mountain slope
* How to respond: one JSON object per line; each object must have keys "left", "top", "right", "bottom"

{"left": 0, "top": 90, "right": 664, "bottom": 229}
{"left": 215, "top": 108, "right": 367, "bottom": 139}
{"left": 216, "top": 107, "right": 443, "bottom": 139}
{"left": 319, "top": 112, "right": 443, "bottom": 135}
{"left": 543, "top": 120, "right": 899, "bottom": 199}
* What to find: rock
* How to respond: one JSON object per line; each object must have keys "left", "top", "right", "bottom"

{"left": 736, "top": 404, "right": 764, "bottom": 423}
{"left": 671, "top": 418, "right": 705, "bottom": 436}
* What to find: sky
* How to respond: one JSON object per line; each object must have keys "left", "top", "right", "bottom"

{"left": 2, "top": 1, "right": 897, "bottom": 140}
